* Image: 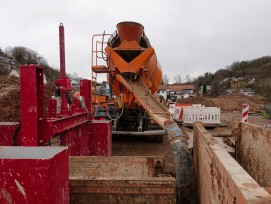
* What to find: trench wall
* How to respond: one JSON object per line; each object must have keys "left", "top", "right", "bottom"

{"left": 69, "top": 156, "right": 163, "bottom": 178}
{"left": 193, "top": 122, "right": 271, "bottom": 204}
{"left": 235, "top": 122, "right": 271, "bottom": 187}
{"left": 69, "top": 156, "right": 176, "bottom": 204}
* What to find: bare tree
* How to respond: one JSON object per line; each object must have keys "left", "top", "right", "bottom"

{"left": 185, "top": 74, "right": 191, "bottom": 83}
{"left": 162, "top": 74, "right": 170, "bottom": 84}
{"left": 174, "top": 74, "right": 182, "bottom": 84}
{"left": 8, "top": 46, "right": 48, "bottom": 66}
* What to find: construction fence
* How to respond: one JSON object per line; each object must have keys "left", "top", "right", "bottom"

{"left": 169, "top": 103, "right": 221, "bottom": 125}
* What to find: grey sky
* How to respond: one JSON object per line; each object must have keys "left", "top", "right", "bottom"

{"left": 2, "top": 0, "right": 271, "bottom": 83}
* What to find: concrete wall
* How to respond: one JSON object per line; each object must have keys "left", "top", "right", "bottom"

{"left": 236, "top": 122, "right": 271, "bottom": 187}
{"left": 70, "top": 178, "right": 176, "bottom": 204}
{"left": 69, "top": 156, "right": 164, "bottom": 178}
{"left": 69, "top": 156, "right": 176, "bottom": 204}
{"left": 193, "top": 122, "right": 271, "bottom": 204}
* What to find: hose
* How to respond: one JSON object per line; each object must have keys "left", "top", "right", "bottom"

{"left": 107, "top": 93, "right": 124, "bottom": 121}
{"left": 165, "top": 123, "right": 198, "bottom": 204}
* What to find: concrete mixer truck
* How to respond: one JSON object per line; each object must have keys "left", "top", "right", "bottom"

{"left": 92, "top": 21, "right": 171, "bottom": 138}
{"left": 92, "top": 22, "right": 197, "bottom": 203}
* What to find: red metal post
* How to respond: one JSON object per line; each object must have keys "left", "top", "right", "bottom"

{"left": 89, "top": 120, "right": 112, "bottom": 156}
{"left": 60, "top": 128, "right": 80, "bottom": 156}
{"left": 79, "top": 123, "right": 90, "bottom": 156}
{"left": 47, "top": 99, "right": 57, "bottom": 118}
{"left": 80, "top": 79, "right": 92, "bottom": 115}
{"left": 20, "top": 65, "right": 44, "bottom": 146}
{"left": 59, "top": 23, "right": 66, "bottom": 79}
{"left": 56, "top": 23, "right": 72, "bottom": 115}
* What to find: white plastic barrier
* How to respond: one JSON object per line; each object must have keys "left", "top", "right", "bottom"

{"left": 169, "top": 103, "right": 204, "bottom": 120}
{"left": 182, "top": 106, "right": 221, "bottom": 124}
{"left": 168, "top": 104, "right": 181, "bottom": 120}
{"left": 168, "top": 103, "right": 176, "bottom": 115}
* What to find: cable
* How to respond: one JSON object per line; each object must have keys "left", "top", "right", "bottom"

{"left": 107, "top": 93, "right": 124, "bottom": 121}
{"left": 12, "top": 121, "right": 21, "bottom": 146}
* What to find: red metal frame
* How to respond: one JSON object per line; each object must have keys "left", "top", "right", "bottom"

{"left": 1, "top": 23, "right": 112, "bottom": 157}
{"left": 44, "top": 113, "right": 88, "bottom": 141}
{"left": 55, "top": 23, "right": 72, "bottom": 116}
{"left": 20, "top": 65, "right": 44, "bottom": 146}
{"left": 59, "top": 23, "right": 66, "bottom": 78}
{"left": 0, "top": 22, "right": 114, "bottom": 204}
{"left": 89, "top": 120, "right": 112, "bottom": 156}
{"left": 80, "top": 79, "right": 92, "bottom": 115}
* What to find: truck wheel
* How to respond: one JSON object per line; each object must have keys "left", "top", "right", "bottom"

{"left": 155, "top": 135, "right": 163, "bottom": 143}
{"left": 145, "top": 135, "right": 155, "bottom": 142}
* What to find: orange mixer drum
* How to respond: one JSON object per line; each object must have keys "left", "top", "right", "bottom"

{"left": 107, "top": 21, "right": 162, "bottom": 95}
{"left": 116, "top": 22, "right": 144, "bottom": 44}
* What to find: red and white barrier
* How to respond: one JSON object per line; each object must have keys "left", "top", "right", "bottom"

{"left": 169, "top": 104, "right": 202, "bottom": 120}
{"left": 242, "top": 104, "right": 249, "bottom": 122}
{"left": 182, "top": 106, "right": 220, "bottom": 124}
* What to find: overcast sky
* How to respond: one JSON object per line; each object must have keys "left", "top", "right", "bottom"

{"left": 2, "top": 0, "right": 271, "bottom": 83}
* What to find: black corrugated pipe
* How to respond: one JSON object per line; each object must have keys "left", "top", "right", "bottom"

{"left": 165, "top": 123, "right": 198, "bottom": 204}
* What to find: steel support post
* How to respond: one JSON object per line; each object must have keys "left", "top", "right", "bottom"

{"left": 20, "top": 65, "right": 44, "bottom": 146}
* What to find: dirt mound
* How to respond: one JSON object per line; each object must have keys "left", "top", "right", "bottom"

{"left": 0, "top": 76, "right": 20, "bottom": 122}
{"left": 0, "top": 76, "right": 56, "bottom": 122}
{"left": 209, "top": 94, "right": 263, "bottom": 112}
{"left": 177, "top": 96, "right": 215, "bottom": 107}
{"left": 176, "top": 94, "right": 264, "bottom": 112}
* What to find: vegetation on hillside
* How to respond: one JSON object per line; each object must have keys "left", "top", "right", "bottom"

{"left": 2, "top": 46, "right": 271, "bottom": 100}
{"left": 194, "top": 56, "right": 271, "bottom": 101}
{"left": 1, "top": 46, "right": 60, "bottom": 82}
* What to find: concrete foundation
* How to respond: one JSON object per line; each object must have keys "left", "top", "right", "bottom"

{"left": 193, "top": 122, "right": 271, "bottom": 203}
{"left": 69, "top": 156, "right": 176, "bottom": 204}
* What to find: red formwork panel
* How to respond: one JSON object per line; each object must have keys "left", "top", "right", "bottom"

{"left": 0, "top": 146, "right": 69, "bottom": 204}
{"left": 59, "top": 123, "right": 90, "bottom": 156}
{"left": 80, "top": 79, "right": 92, "bottom": 116}
{"left": 0, "top": 122, "right": 20, "bottom": 146}
{"left": 20, "top": 65, "right": 44, "bottom": 146}
{"left": 89, "top": 120, "right": 112, "bottom": 156}
{"left": 79, "top": 123, "right": 90, "bottom": 156}
{"left": 60, "top": 128, "right": 80, "bottom": 156}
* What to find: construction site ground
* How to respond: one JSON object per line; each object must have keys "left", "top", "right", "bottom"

{"left": 112, "top": 94, "right": 271, "bottom": 176}
{"left": 1, "top": 76, "right": 271, "bottom": 175}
